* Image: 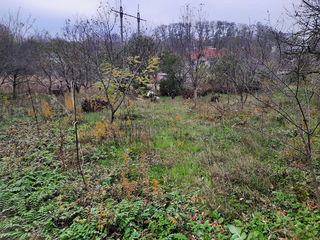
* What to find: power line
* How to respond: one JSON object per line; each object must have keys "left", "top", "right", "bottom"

{"left": 111, "top": 1, "right": 146, "bottom": 44}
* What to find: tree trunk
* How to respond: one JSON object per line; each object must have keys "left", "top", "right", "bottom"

{"left": 306, "top": 137, "right": 320, "bottom": 209}
{"left": 308, "top": 155, "right": 320, "bottom": 209}
{"left": 48, "top": 77, "right": 52, "bottom": 95}
{"left": 66, "top": 84, "right": 71, "bottom": 92}
{"left": 75, "top": 84, "right": 81, "bottom": 94}
{"left": 73, "top": 84, "right": 87, "bottom": 190}
{"left": 110, "top": 111, "right": 115, "bottom": 124}
{"left": 27, "top": 82, "right": 40, "bottom": 136}
{"left": 240, "top": 92, "right": 248, "bottom": 109}
{"left": 194, "top": 88, "right": 198, "bottom": 100}
{"left": 12, "top": 73, "right": 17, "bottom": 99}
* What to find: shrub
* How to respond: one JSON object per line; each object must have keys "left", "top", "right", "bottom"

{"left": 81, "top": 98, "right": 108, "bottom": 112}
{"left": 160, "top": 78, "right": 183, "bottom": 96}
{"left": 41, "top": 101, "right": 51, "bottom": 117}
{"left": 65, "top": 91, "right": 74, "bottom": 111}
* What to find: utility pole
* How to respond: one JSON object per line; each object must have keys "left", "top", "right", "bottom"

{"left": 111, "top": 1, "right": 146, "bottom": 44}
{"left": 120, "top": 0, "right": 124, "bottom": 43}
{"left": 136, "top": 4, "right": 146, "bottom": 35}
{"left": 137, "top": 4, "right": 142, "bottom": 35}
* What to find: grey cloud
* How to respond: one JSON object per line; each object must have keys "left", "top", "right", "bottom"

{"left": 0, "top": 0, "right": 300, "bottom": 34}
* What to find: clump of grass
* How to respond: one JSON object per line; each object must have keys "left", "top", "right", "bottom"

{"left": 41, "top": 101, "right": 51, "bottom": 117}
{"left": 65, "top": 91, "right": 74, "bottom": 111}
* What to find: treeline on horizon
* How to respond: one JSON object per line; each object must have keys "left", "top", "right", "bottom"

{"left": 0, "top": 4, "right": 277, "bottom": 98}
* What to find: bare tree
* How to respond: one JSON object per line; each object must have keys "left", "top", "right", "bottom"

{"left": 52, "top": 3, "right": 159, "bottom": 123}
{"left": 294, "top": 0, "right": 320, "bottom": 56}
{"left": 89, "top": 6, "right": 159, "bottom": 123}
{"left": 0, "top": 10, "right": 35, "bottom": 98}
{"left": 0, "top": 24, "right": 13, "bottom": 86}
{"left": 177, "top": 4, "right": 210, "bottom": 100}
{"left": 246, "top": 0, "right": 320, "bottom": 208}
{"left": 33, "top": 34, "right": 59, "bottom": 95}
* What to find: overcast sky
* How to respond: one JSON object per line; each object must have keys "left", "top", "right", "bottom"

{"left": 1, "top": 0, "right": 300, "bottom": 35}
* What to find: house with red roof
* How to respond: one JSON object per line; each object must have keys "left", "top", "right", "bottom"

{"left": 190, "top": 47, "right": 221, "bottom": 63}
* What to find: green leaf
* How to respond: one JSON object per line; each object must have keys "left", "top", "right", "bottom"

{"left": 228, "top": 225, "right": 242, "bottom": 236}
{"left": 247, "top": 231, "right": 260, "bottom": 240}
{"left": 228, "top": 225, "right": 247, "bottom": 240}
{"left": 168, "top": 233, "right": 189, "bottom": 240}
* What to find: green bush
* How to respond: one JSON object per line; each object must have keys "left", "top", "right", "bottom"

{"left": 160, "top": 77, "right": 183, "bottom": 96}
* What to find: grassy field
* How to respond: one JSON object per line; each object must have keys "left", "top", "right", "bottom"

{"left": 0, "top": 94, "right": 319, "bottom": 239}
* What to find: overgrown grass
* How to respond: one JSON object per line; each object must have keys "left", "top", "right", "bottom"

{"left": 0, "top": 94, "right": 319, "bottom": 239}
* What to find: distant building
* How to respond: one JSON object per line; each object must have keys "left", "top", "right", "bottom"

{"left": 190, "top": 47, "right": 221, "bottom": 63}
{"left": 183, "top": 47, "right": 221, "bottom": 87}
{"left": 148, "top": 72, "right": 167, "bottom": 92}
